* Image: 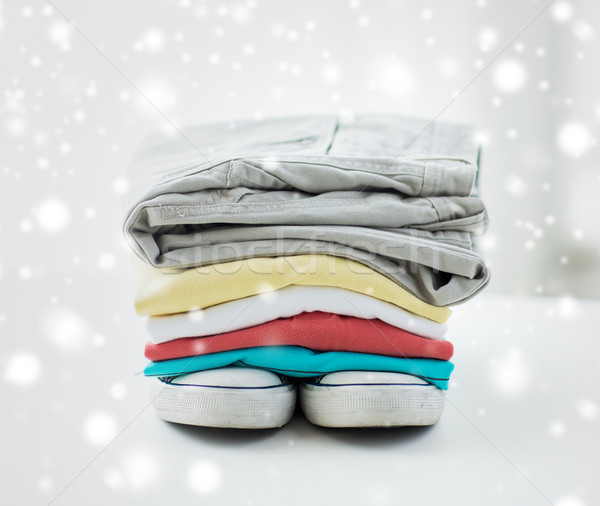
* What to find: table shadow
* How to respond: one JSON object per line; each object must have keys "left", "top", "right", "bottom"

{"left": 167, "top": 405, "right": 437, "bottom": 447}
{"left": 167, "top": 420, "right": 283, "bottom": 446}
{"left": 307, "top": 423, "right": 436, "bottom": 447}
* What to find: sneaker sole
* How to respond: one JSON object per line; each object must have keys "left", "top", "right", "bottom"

{"left": 300, "top": 381, "right": 446, "bottom": 428}
{"left": 150, "top": 378, "right": 296, "bottom": 429}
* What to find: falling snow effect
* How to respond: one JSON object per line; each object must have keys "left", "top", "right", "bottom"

{"left": 504, "top": 174, "right": 527, "bottom": 196}
{"left": 492, "top": 59, "right": 526, "bottom": 93}
{"left": 110, "top": 383, "right": 128, "bottom": 400}
{"left": 576, "top": 399, "right": 599, "bottom": 421}
{"left": 112, "top": 177, "right": 130, "bottom": 194}
{"left": 557, "top": 121, "right": 591, "bottom": 157}
{"left": 555, "top": 497, "right": 585, "bottom": 506}
{"left": 97, "top": 252, "right": 116, "bottom": 270}
{"left": 43, "top": 307, "right": 90, "bottom": 353}
{"left": 4, "top": 352, "right": 41, "bottom": 386}
{"left": 478, "top": 27, "right": 498, "bottom": 52}
{"left": 551, "top": 2, "right": 573, "bottom": 23}
{"left": 491, "top": 349, "right": 530, "bottom": 396}
{"left": 548, "top": 420, "right": 566, "bottom": 437}
{"left": 188, "top": 461, "right": 222, "bottom": 494}
{"left": 2, "top": 1, "right": 600, "bottom": 503}
{"left": 371, "top": 58, "right": 415, "bottom": 96}
{"left": 83, "top": 412, "right": 118, "bottom": 446}
{"left": 35, "top": 198, "right": 70, "bottom": 233}
{"left": 122, "top": 451, "right": 160, "bottom": 489}
{"left": 139, "top": 28, "right": 166, "bottom": 52}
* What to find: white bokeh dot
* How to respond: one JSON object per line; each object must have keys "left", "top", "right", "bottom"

{"left": 92, "top": 333, "right": 106, "bottom": 347}
{"left": 110, "top": 383, "right": 127, "bottom": 400}
{"left": 123, "top": 451, "right": 160, "bottom": 489}
{"left": 504, "top": 175, "right": 526, "bottom": 196}
{"left": 4, "top": 352, "right": 41, "bottom": 386}
{"left": 491, "top": 349, "right": 530, "bottom": 396}
{"left": 573, "top": 21, "right": 594, "bottom": 42}
{"left": 492, "top": 59, "right": 526, "bottom": 93}
{"left": 555, "top": 496, "right": 585, "bottom": 506}
{"left": 549, "top": 420, "right": 566, "bottom": 437}
{"left": 112, "top": 177, "right": 130, "bottom": 194}
{"left": 18, "top": 267, "right": 32, "bottom": 280}
{"left": 97, "top": 253, "right": 116, "bottom": 270}
{"left": 551, "top": 2, "right": 573, "bottom": 23}
{"left": 440, "top": 58, "right": 459, "bottom": 78}
{"left": 480, "top": 235, "right": 497, "bottom": 252}
{"left": 557, "top": 122, "right": 590, "bottom": 157}
{"left": 421, "top": 8, "right": 432, "bottom": 20}
{"left": 188, "top": 460, "right": 221, "bottom": 494}
{"left": 39, "top": 476, "right": 52, "bottom": 491}
{"left": 137, "top": 79, "right": 176, "bottom": 109}
{"left": 86, "top": 82, "right": 98, "bottom": 96}
{"left": 321, "top": 64, "right": 342, "bottom": 84}
{"left": 36, "top": 198, "right": 70, "bottom": 233}
{"left": 142, "top": 28, "right": 165, "bottom": 51}
{"left": 478, "top": 27, "right": 497, "bottom": 52}
{"left": 48, "top": 21, "right": 71, "bottom": 50}
{"left": 557, "top": 296, "right": 578, "bottom": 319}
{"left": 231, "top": 3, "right": 251, "bottom": 24}
{"left": 83, "top": 412, "right": 118, "bottom": 446}
{"left": 474, "top": 129, "right": 490, "bottom": 147}
{"left": 20, "top": 219, "right": 33, "bottom": 232}
{"left": 7, "top": 116, "right": 26, "bottom": 135}
{"left": 372, "top": 59, "right": 415, "bottom": 95}
{"left": 576, "top": 398, "right": 598, "bottom": 421}
{"left": 104, "top": 469, "right": 125, "bottom": 490}
{"left": 43, "top": 307, "right": 89, "bottom": 353}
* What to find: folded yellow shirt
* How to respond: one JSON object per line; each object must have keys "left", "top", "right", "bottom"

{"left": 133, "top": 254, "right": 451, "bottom": 323}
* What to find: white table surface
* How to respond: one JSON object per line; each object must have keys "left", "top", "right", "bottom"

{"left": 2, "top": 273, "right": 598, "bottom": 506}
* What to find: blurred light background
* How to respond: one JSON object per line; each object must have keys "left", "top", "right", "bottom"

{"left": 2, "top": 2, "right": 599, "bottom": 504}
{"left": 2, "top": 0, "right": 599, "bottom": 299}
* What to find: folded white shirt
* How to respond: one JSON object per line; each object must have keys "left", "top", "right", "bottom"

{"left": 146, "top": 285, "right": 447, "bottom": 344}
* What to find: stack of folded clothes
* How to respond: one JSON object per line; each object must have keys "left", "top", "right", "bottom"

{"left": 122, "top": 115, "right": 489, "bottom": 429}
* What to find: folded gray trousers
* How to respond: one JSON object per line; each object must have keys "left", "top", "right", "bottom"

{"left": 122, "top": 115, "right": 490, "bottom": 307}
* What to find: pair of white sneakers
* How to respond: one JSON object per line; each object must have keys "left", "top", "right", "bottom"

{"left": 150, "top": 368, "right": 446, "bottom": 429}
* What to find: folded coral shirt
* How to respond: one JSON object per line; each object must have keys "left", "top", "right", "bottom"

{"left": 145, "top": 311, "right": 454, "bottom": 361}
{"left": 133, "top": 254, "right": 451, "bottom": 323}
{"left": 144, "top": 345, "right": 454, "bottom": 390}
{"left": 146, "top": 285, "right": 447, "bottom": 344}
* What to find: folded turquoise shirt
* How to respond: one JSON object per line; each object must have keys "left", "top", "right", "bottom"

{"left": 144, "top": 346, "right": 454, "bottom": 390}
